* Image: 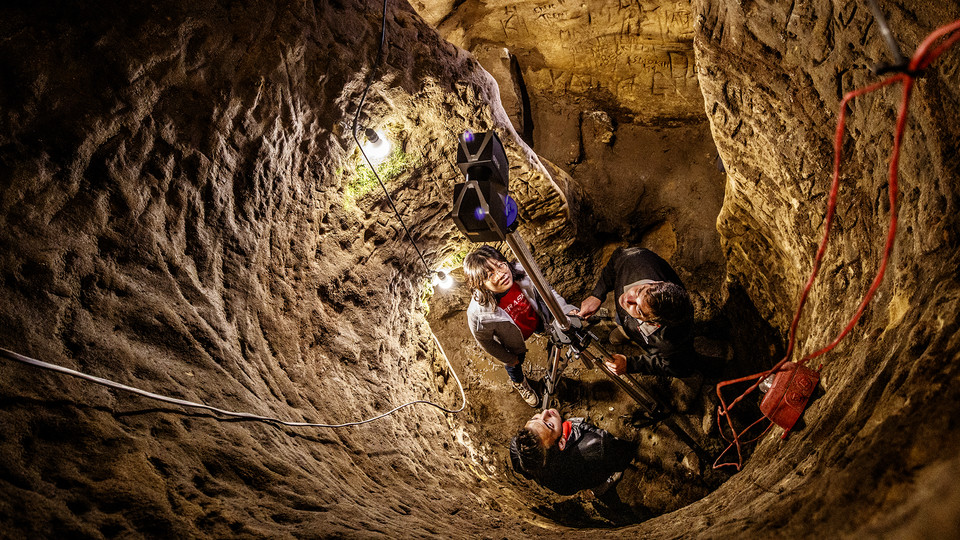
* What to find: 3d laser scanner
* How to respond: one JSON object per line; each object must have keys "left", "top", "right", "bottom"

{"left": 452, "top": 131, "right": 517, "bottom": 242}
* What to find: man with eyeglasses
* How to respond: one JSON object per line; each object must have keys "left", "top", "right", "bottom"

{"left": 578, "top": 247, "right": 697, "bottom": 378}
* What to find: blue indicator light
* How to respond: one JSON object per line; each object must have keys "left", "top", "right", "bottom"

{"left": 505, "top": 196, "right": 518, "bottom": 227}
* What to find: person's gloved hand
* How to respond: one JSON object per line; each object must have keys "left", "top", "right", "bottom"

{"left": 604, "top": 353, "right": 628, "bottom": 376}
{"left": 578, "top": 296, "right": 602, "bottom": 319}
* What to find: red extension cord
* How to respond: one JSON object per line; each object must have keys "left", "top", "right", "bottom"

{"left": 713, "top": 19, "right": 960, "bottom": 471}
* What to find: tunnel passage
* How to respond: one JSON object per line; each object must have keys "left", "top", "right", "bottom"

{"left": 3, "top": 0, "right": 960, "bottom": 538}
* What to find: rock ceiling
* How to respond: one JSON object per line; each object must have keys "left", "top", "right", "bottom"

{"left": 415, "top": 0, "right": 703, "bottom": 123}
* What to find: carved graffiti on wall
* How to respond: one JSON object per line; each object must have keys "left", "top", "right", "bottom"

{"left": 489, "top": 0, "right": 700, "bottom": 115}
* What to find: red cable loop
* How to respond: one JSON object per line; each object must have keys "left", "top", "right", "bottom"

{"left": 713, "top": 19, "right": 960, "bottom": 471}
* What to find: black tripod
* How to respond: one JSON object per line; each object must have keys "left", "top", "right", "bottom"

{"left": 502, "top": 232, "right": 660, "bottom": 411}
{"left": 539, "top": 315, "right": 661, "bottom": 415}
{"left": 451, "top": 129, "right": 706, "bottom": 462}
{"left": 504, "top": 233, "right": 707, "bottom": 463}
{"left": 538, "top": 313, "right": 709, "bottom": 464}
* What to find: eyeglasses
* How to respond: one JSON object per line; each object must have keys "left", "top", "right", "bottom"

{"left": 484, "top": 261, "right": 509, "bottom": 281}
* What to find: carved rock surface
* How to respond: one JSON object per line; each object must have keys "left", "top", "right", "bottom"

{"left": 0, "top": 0, "right": 562, "bottom": 536}
{"left": 416, "top": 0, "right": 703, "bottom": 122}
{"left": 0, "top": 0, "right": 959, "bottom": 538}
{"left": 416, "top": 0, "right": 727, "bottom": 297}
{"left": 673, "top": 0, "right": 960, "bottom": 537}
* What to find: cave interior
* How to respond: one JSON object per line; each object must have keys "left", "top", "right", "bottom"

{"left": 1, "top": 0, "right": 960, "bottom": 537}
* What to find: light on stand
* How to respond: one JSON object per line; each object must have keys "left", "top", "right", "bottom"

{"left": 362, "top": 128, "right": 392, "bottom": 164}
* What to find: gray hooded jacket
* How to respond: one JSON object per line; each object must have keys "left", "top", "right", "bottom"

{"left": 466, "top": 267, "right": 576, "bottom": 366}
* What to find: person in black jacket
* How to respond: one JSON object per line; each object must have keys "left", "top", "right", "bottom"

{"left": 509, "top": 408, "right": 635, "bottom": 496}
{"left": 578, "top": 247, "right": 697, "bottom": 378}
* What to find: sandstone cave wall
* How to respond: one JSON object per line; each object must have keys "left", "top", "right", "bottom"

{"left": 417, "top": 0, "right": 703, "bottom": 123}
{"left": 630, "top": 0, "right": 960, "bottom": 537}
{"left": 0, "top": 0, "right": 564, "bottom": 536}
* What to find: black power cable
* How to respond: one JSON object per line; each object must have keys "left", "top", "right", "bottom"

{"left": 349, "top": 0, "right": 433, "bottom": 278}
{"left": 865, "top": 0, "right": 915, "bottom": 75}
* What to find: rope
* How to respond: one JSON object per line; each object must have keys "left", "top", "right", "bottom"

{"left": 0, "top": 334, "right": 464, "bottom": 428}
{"left": 713, "top": 18, "right": 960, "bottom": 471}
{"left": 349, "top": 0, "right": 432, "bottom": 277}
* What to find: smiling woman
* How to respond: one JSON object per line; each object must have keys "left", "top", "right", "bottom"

{"left": 463, "top": 245, "right": 578, "bottom": 407}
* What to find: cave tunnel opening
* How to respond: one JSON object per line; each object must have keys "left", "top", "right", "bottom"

{"left": 423, "top": 145, "right": 784, "bottom": 527}
{"left": 2, "top": 0, "right": 960, "bottom": 538}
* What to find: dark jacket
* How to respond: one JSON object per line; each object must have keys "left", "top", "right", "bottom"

{"left": 537, "top": 418, "right": 635, "bottom": 496}
{"left": 590, "top": 247, "right": 696, "bottom": 377}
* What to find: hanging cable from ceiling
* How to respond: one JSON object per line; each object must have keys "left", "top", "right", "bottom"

{"left": 349, "top": 0, "right": 452, "bottom": 287}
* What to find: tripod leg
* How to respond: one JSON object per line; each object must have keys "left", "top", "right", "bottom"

{"left": 579, "top": 349, "right": 659, "bottom": 415}
{"left": 541, "top": 345, "right": 562, "bottom": 411}
{"left": 580, "top": 346, "right": 709, "bottom": 466}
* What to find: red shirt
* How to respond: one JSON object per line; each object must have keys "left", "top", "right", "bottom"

{"left": 498, "top": 282, "right": 541, "bottom": 340}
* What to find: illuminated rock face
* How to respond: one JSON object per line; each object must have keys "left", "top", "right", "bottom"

{"left": 1, "top": 0, "right": 960, "bottom": 538}
{"left": 677, "top": 1, "right": 960, "bottom": 536}
{"left": 415, "top": 0, "right": 703, "bottom": 123}
{"left": 0, "top": 1, "right": 549, "bottom": 536}
{"left": 416, "top": 0, "right": 727, "bottom": 287}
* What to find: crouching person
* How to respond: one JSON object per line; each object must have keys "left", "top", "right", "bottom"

{"left": 509, "top": 408, "right": 636, "bottom": 496}
{"left": 578, "top": 247, "right": 697, "bottom": 378}
{"left": 464, "top": 246, "right": 578, "bottom": 407}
